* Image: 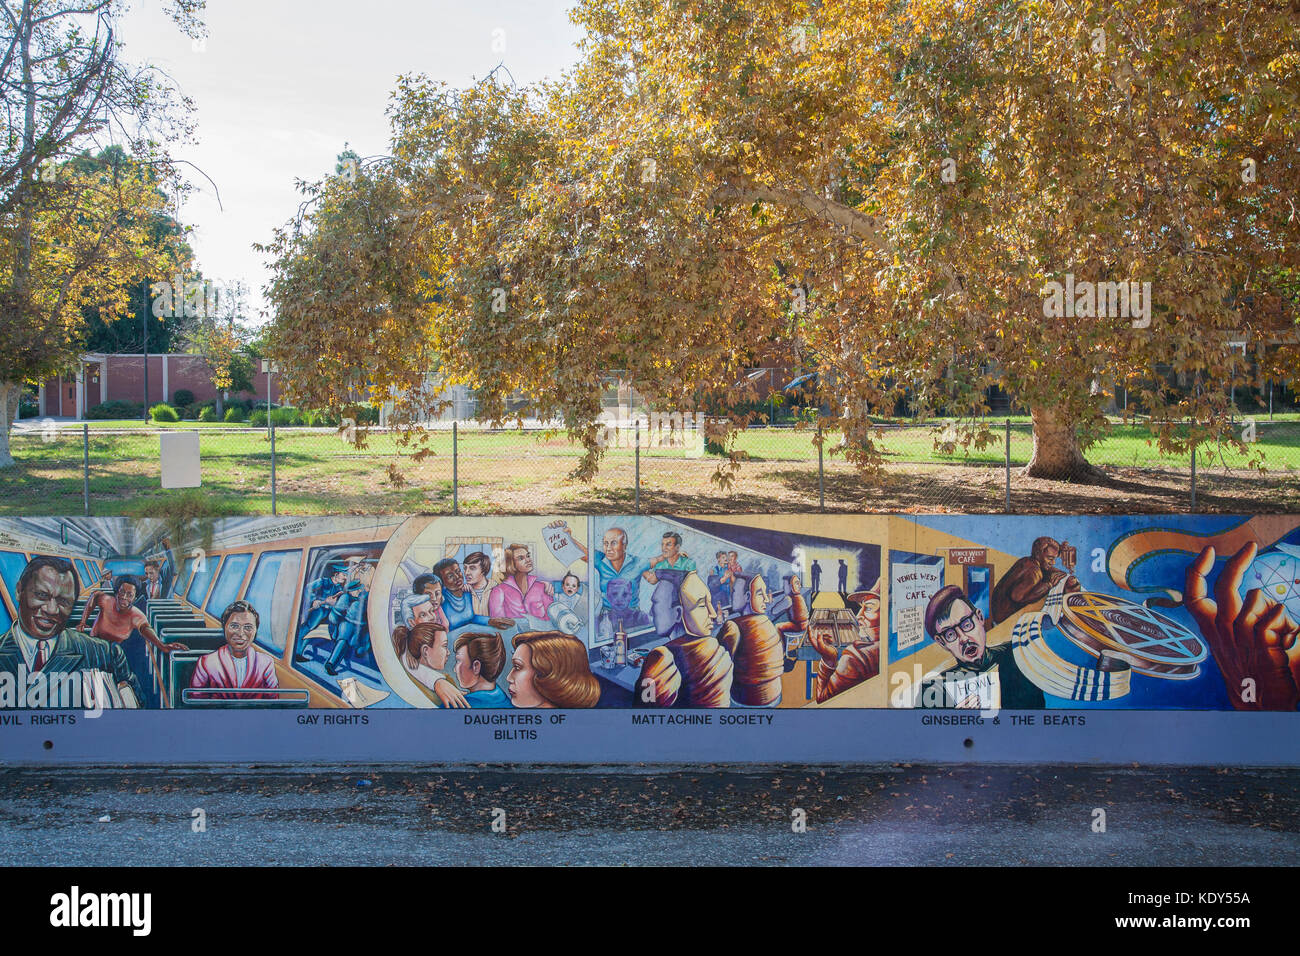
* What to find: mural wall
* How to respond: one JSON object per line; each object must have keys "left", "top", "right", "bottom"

{"left": 0, "top": 514, "right": 1296, "bottom": 714}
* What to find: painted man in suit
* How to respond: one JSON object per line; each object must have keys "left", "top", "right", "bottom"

{"left": 0, "top": 556, "right": 142, "bottom": 708}
{"left": 142, "top": 560, "right": 168, "bottom": 601}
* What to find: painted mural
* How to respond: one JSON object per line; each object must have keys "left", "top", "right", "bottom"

{"left": 890, "top": 515, "right": 1300, "bottom": 712}
{"left": 0, "top": 515, "right": 1296, "bottom": 713}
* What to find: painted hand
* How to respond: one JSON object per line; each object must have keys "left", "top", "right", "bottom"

{"left": 434, "top": 679, "right": 470, "bottom": 709}
{"left": 1184, "top": 543, "right": 1300, "bottom": 711}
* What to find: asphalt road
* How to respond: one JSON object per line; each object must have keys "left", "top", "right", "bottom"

{"left": 1, "top": 763, "right": 1296, "bottom": 866}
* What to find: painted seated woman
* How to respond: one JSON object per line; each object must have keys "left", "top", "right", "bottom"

{"left": 453, "top": 632, "right": 512, "bottom": 708}
{"left": 190, "top": 601, "right": 279, "bottom": 701}
{"left": 506, "top": 631, "right": 600, "bottom": 708}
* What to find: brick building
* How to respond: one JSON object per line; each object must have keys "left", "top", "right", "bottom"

{"left": 38, "top": 353, "right": 281, "bottom": 419}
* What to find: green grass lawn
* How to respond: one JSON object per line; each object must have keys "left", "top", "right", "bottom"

{"left": 2, "top": 418, "right": 1296, "bottom": 517}
{"left": 12, "top": 419, "right": 1299, "bottom": 465}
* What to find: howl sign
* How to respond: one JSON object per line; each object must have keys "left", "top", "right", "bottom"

{"left": 49, "top": 886, "right": 151, "bottom": 936}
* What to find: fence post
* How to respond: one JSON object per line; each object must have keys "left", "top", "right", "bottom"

{"left": 82, "top": 423, "right": 90, "bottom": 516}
{"left": 270, "top": 416, "right": 277, "bottom": 516}
{"left": 635, "top": 418, "right": 641, "bottom": 514}
{"left": 817, "top": 426, "right": 825, "bottom": 513}
{"left": 452, "top": 421, "right": 459, "bottom": 515}
{"left": 1004, "top": 418, "right": 1011, "bottom": 513}
{"left": 1190, "top": 443, "right": 1197, "bottom": 512}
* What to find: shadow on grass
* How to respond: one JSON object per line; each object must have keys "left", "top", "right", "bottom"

{"left": 3, "top": 452, "right": 1296, "bottom": 518}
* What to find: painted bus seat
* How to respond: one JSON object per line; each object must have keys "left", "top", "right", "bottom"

{"left": 155, "top": 630, "right": 226, "bottom": 648}
{"left": 149, "top": 613, "right": 204, "bottom": 631}
{"left": 180, "top": 687, "right": 310, "bottom": 708}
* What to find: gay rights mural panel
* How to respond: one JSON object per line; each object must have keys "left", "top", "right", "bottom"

{"left": 0, "top": 515, "right": 1295, "bottom": 765}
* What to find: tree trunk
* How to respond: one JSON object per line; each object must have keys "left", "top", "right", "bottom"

{"left": 1024, "top": 406, "right": 1107, "bottom": 483}
{"left": 0, "top": 382, "right": 20, "bottom": 469}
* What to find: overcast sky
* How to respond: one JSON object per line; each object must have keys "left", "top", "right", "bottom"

{"left": 116, "top": 0, "right": 584, "bottom": 321}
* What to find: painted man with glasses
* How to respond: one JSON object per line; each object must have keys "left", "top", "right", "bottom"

{"left": 918, "top": 585, "right": 1044, "bottom": 709}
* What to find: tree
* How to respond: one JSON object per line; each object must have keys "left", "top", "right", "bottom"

{"left": 263, "top": 0, "right": 1300, "bottom": 484}
{"left": 257, "top": 147, "right": 445, "bottom": 424}
{"left": 176, "top": 278, "right": 256, "bottom": 414}
{"left": 80, "top": 147, "right": 196, "bottom": 356}
{"left": 0, "top": 0, "right": 204, "bottom": 466}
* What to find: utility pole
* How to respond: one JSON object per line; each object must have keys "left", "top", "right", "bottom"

{"left": 769, "top": 367, "right": 775, "bottom": 426}
{"left": 142, "top": 295, "right": 150, "bottom": 423}
{"left": 262, "top": 360, "right": 278, "bottom": 439}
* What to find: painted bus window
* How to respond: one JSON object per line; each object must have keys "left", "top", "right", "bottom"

{"left": 242, "top": 549, "right": 303, "bottom": 656}
{"left": 204, "top": 553, "right": 252, "bottom": 618}
{"left": 186, "top": 555, "right": 222, "bottom": 607}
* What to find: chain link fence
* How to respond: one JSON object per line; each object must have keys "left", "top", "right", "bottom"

{"left": 1, "top": 416, "right": 1297, "bottom": 516}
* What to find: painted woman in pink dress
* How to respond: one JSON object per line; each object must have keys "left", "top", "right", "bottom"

{"left": 488, "top": 544, "right": 554, "bottom": 628}
{"left": 190, "top": 601, "right": 279, "bottom": 701}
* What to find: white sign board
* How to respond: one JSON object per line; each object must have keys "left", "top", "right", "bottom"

{"left": 889, "top": 554, "right": 945, "bottom": 658}
{"left": 160, "top": 432, "right": 201, "bottom": 488}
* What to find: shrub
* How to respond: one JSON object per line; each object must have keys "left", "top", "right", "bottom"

{"left": 250, "top": 406, "right": 308, "bottom": 426}
{"left": 149, "top": 403, "right": 180, "bottom": 423}
{"left": 198, "top": 406, "right": 218, "bottom": 422}
{"left": 223, "top": 406, "right": 247, "bottom": 423}
{"left": 172, "top": 389, "right": 196, "bottom": 408}
{"left": 86, "top": 400, "right": 144, "bottom": 420}
{"left": 302, "top": 408, "right": 342, "bottom": 427}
